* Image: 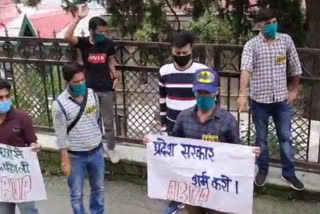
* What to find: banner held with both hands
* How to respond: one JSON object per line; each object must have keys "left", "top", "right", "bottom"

{"left": 147, "top": 135, "right": 255, "bottom": 214}
{"left": 0, "top": 143, "right": 47, "bottom": 203}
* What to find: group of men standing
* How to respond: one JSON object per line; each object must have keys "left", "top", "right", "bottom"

{"left": 0, "top": 5, "right": 304, "bottom": 214}
{"left": 0, "top": 4, "right": 119, "bottom": 214}
{"left": 152, "top": 7, "right": 304, "bottom": 214}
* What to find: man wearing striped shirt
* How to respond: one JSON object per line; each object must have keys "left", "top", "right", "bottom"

{"left": 52, "top": 62, "right": 105, "bottom": 214}
{"left": 159, "top": 31, "right": 208, "bottom": 214}
{"left": 159, "top": 31, "right": 208, "bottom": 135}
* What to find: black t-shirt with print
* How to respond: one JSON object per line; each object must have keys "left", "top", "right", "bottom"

{"left": 76, "top": 37, "right": 115, "bottom": 92}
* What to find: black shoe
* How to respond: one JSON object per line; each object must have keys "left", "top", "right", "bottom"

{"left": 281, "top": 176, "right": 305, "bottom": 191}
{"left": 165, "top": 201, "right": 184, "bottom": 214}
{"left": 255, "top": 170, "right": 268, "bottom": 187}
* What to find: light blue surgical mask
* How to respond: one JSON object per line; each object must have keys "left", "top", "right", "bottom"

{"left": 263, "top": 22, "right": 278, "bottom": 39}
{"left": 0, "top": 99, "right": 12, "bottom": 114}
{"left": 69, "top": 82, "right": 86, "bottom": 97}
{"left": 196, "top": 96, "right": 216, "bottom": 111}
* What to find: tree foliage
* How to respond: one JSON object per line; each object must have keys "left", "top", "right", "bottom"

{"left": 258, "top": 0, "right": 305, "bottom": 46}
{"left": 13, "top": 0, "right": 42, "bottom": 7}
{"left": 108, "top": 0, "right": 306, "bottom": 45}
{"left": 108, "top": 0, "right": 145, "bottom": 38}
{"left": 188, "top": 11, "right": 235, "bottom": 43}
{"left": 135, "top": 1, "right": 172, "bottom": 41}
{"left": 12, "top": 0, "right": 307, "bottom": 46}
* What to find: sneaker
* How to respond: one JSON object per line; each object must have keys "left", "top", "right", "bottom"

{"left": 281, "top": 176, "right": 305, "bottom": 191}
{"left": 255, "top": 169, "right": 268, "bottom": 187}
{"left": 106, "top": 149, "right": 120, "bottom": 164}
{"left": 164, "top": 201, "right": 184, "bottom": 214}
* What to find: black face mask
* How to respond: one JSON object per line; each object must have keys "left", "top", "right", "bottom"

{"left": 173, "top": 54, "right": 191, "bottom": 67}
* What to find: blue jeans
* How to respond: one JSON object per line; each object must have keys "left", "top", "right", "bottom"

{"left": 0, "top": 202, "right": 38, "bottom": 214}
{"left": 251, "top": 100, "right": 296, "bottom": 179}
{"left": 67, "top": 144, "right": 105, "bottom": 214}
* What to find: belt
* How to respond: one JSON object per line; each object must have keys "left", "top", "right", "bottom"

{"left": 67, "top": 143, "right": 102, "bottom": 155}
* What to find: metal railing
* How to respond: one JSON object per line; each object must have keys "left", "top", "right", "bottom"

{"left": 1, "top": 36, "right": 320, "bottom": 170}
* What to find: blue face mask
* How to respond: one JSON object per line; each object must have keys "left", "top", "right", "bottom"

{"left": 0, "top": 99, "right": 12, "bottom": 114}
{"left": 69, "top": 82, "right": 86, "bottom": 97}
{"left": 196, "top": 96, "right": 216, "bottom": 111}
{"left": 263, "top": 22, "right": 278, "bottom": 39}
{"left": 94, "top": 33, "right": 106, "bottom": 43}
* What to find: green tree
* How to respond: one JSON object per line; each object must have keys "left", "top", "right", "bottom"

{"left": 305, "top": 0, "right": 320, "bottom": 120}
{"left": 13, "top": 0, "right": 42, "bottom": 7}
{"left": 219, "top": 0, "right": 255, "bottom": 44}
{"left": 258, "top": 0, "right": 305, "bottom": 46}
{"left": 135, "top": 1, "right": 172, "bottom": 41}
{"left": 305, "top": 0, "right": 320, "bottom": 59}
{"left": 109, "top": 0, "right": 181, "bottom": 40}
{"left": 108, "top": 0, "right": 145, "bottom": 39}
{"left": 188, "top": 11, "right": 235, "bottom": 43}
{"left": 107, "top": 0, "right": 306, "bottom": 45}
{"left": 10, "top": 0, "right": 309, "bottom": 47}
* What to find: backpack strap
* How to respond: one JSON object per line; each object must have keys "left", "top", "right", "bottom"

{"left": 67, "top": 89, "right": 88, "bottom": 134}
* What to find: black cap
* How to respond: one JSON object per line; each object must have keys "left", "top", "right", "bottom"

{"left": 255, "top": 8, "right": 277, "bottom": 22}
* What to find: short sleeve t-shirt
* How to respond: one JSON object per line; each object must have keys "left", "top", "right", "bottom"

{"left": 0, "top": 109, "right": 37, "bottom": 147}
{"left": 76, "top": 37, "right": 116, "bottom": 92}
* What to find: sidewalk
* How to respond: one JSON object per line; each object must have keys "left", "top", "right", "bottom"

{"left": 32, "top": 177, "right": 320, "bottom": 214}
{"left": 36, "top": 132, "right": 320, "bottom": 193}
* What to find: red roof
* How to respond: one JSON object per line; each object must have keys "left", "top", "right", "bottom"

{"left": 0, "top": 0, "right": 14, "bottom": 6}
{"left": 0, "top": 1, "right": 20, "bottom": 32}
{"left": 29, "top": 10, "right": 73, "bottom": 38}
{"left": 0, "top": 16, "right": 17, "bottom": 28}
{"left": 0, "top": 1, "right": 19, "bottom": 21}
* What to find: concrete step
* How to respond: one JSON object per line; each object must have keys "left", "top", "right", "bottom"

{"left": 36, "top": 132, "right": 320, "bottom": 201}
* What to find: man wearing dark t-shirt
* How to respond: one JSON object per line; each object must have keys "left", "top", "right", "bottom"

{"left": 77, "top": 36, "right": 115, "bottom": 92}
{"left": 64, "top": 4, "right": 120, "bottom": 163}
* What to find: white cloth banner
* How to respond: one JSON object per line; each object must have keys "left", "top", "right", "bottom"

{"left": 0, "top": 143, "right": 47, "bottom": 203}
{"left": 147, "top": 135, "right": 255, "bottom": 214}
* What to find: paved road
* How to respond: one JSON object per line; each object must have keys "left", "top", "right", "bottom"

{"left": 29, "top": 177, "right": 320, "bottom": 214}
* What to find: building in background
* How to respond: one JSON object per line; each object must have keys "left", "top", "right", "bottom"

{"left": 0, "top": 0, "right": 106, "bottom": 38}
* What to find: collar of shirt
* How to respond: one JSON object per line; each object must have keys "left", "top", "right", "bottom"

{"left": 4, "top": 108, "right": 16, "bottom": 122}
{"left": 64, "top": 88, "right": 73, "bottom": 99}
{"left": 258, "top": 32, "right": 281, "bottom": 43}
{"left": 0, "top": 108, "right": 16, "bottom": 126}
{"left": 63, "top": 89, "right": 82, "bottom": 106}
{"left": 192, "top": 105, "right": 223, "bottom": 122}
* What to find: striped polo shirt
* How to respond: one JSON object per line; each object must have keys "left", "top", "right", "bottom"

{"left": 52, "top": 88, "right": 102, "bottom": 151}
{"left": 159, "top": 62, "right": 208, "bottom": 133}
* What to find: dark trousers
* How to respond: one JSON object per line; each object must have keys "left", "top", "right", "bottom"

{"left": 251, "top": 100, "right": 296, "bottom": 179}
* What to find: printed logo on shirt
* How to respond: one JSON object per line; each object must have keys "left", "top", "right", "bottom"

{"left": 275, "top": 55, "right": 286, "bottom": 65}
{"left": 12, "top": 127, "right": 22, "bottom": 135}
{"left": 85, "top": 105, "right": 97, "bottom": 115}
{"left": 88, "top": 53, "right": 107, "bottom": 64}
{"left": 197, "top": 71, "right": 215, "bottom": 83}
{"left": 202, "top": 134, "right": 219, "bottom": 142}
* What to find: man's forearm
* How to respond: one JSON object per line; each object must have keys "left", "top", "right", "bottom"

{"left": 64, "top": 17, "right": 81, "bottom": 43}
{"left": 110, "top": 67, "right": 119, "bottom": 79}
{"left": 109, "top": 56, "right": 119, "bottom": 79}
{"left": 239, "top": 70, "right": 250, "bottom": 96}
{"left": 60, "top": 149, "right": 69, "bottom": 162}
{"left": 288, "top": 76, "right": 300, "bottom": 91}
